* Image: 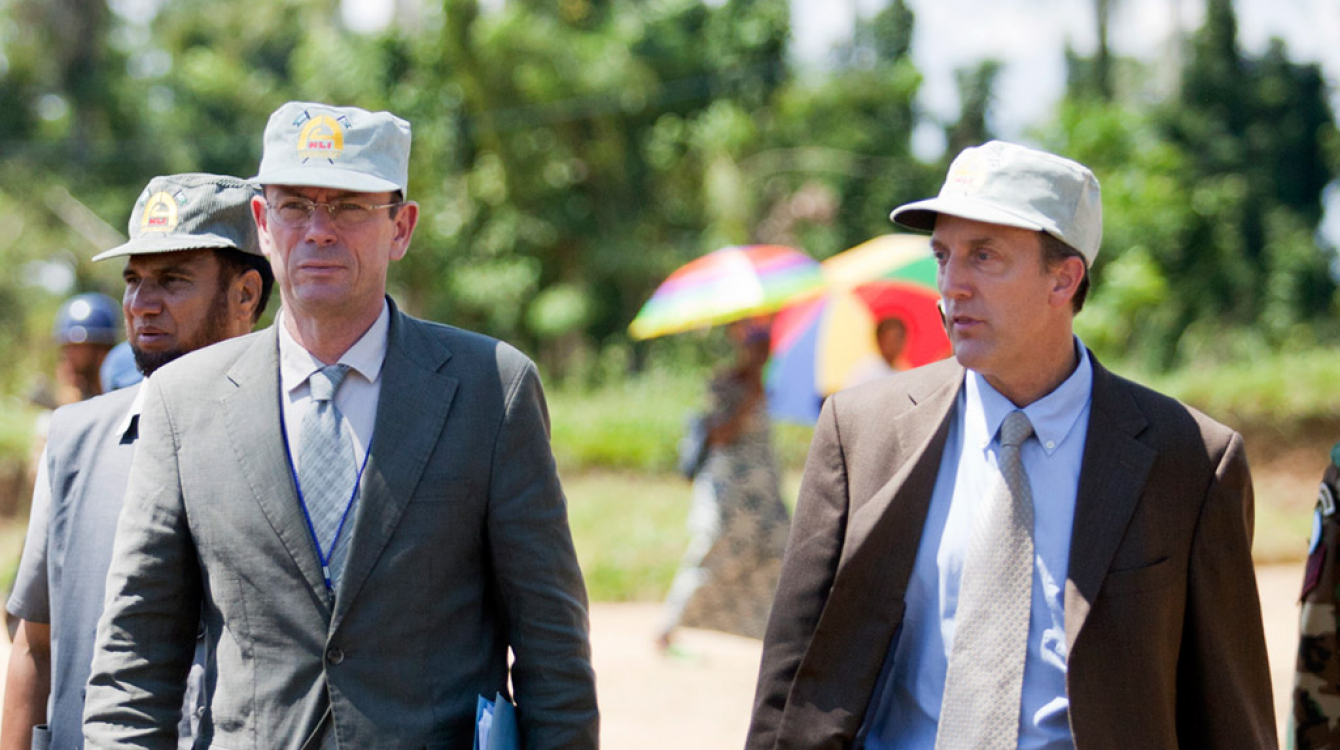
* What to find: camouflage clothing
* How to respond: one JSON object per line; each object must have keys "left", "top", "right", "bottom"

{"left": 1294, "top": 448, "right": 1340, "bottom": 749}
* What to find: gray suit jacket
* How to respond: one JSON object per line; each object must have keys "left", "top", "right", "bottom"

{"left": 31, "top": 385, "right": 137, "bottom": 750}
{"left": 83, "top": 301, "right": 598, "bottom": 750}
{"left": 13, "top": 384, "right": 205, "bottom": 750}
{"left": 746, "top": 355, "right": 1276, "bottom": 749}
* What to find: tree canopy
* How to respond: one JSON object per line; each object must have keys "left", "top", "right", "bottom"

{"left": 0, "top": 0, "right": 1335, "bottom": 388}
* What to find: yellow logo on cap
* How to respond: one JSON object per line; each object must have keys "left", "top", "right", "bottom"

{"left": 945, "top": 151, "right": 987, "bottom": 195}
{"left": 140, "top": 191, "right": 180, "bottom": 233}
{"left": 297, "top": 115, "right": 345, "bottom": 160}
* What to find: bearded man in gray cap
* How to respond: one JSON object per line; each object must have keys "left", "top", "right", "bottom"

{"left": 83, "top": 102, "right": 597, "bottom": 750}
{"left": 2, "top": 173, "right": 271, "bottom": 750}
{"left": 746, "top": 141, "right": 1275, "bottom": 750}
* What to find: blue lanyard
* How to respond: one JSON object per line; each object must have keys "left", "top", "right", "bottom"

{"left": 285, "top": 421, "right": 373, "bottom": 601}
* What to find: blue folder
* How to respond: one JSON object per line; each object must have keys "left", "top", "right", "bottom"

{"left": 474, "top": 692, "right": 519, "bottom": 750}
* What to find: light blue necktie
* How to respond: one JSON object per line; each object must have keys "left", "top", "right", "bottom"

{"left": 936, "top": 409, "right": 1036, "bottom": 750}
{"left": 298, "top": 364, "right": 356, "bottom": 592}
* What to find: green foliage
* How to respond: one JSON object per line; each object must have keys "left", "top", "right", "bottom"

{"left": 548, "top": 366, "right": 702, "bottom": 472}
{"left": 0, "top": 399, "right": 37, "bottom": 461}
{"left": 1140, "top": 347, "right": 1340, "bottom": 429}
{"left": 546, "top": 359, "right": 812, "bottom": 473}
{"left": 1055, "top": 0, "right": 1338, "bottom": 371}
{"left": 565, "top": 470, "right": 690, "bottom": 601}
{"left": 945, "top": 59, "right": 1000, "bottom": 155}
{"left": 0, "top": 0, "right": 1337, "bottom": 394}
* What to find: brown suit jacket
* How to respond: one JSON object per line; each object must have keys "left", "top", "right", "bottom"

{"left": 746, "top": 354, "right": 1276, "bottom": 750}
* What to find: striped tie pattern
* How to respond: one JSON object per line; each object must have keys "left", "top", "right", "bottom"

{"left": 298, "top": 364, "right": 356, "bottom": 589}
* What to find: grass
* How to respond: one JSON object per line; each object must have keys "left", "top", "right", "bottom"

{"left": 563, "top": 469, "right": 804, "bottom": 602}
{"left": 0, "top": 400, "right": 37, "bottom": 465}
{"left": 547, "top": 368, "right": 704, "bottom": 474}
{"left": 1254, "top": 495, "right": 1312, "bottom": 565}
{"left": 547, "top": 367, "right": 815, "bottom": 475}
{"left": 560, "top": 464, "right": 1303, "bottom": 602}
{"left": 563, "top": 471, "right": 689, "bottom": 602}
{"left": 1129, "top": 348, "right": 1340, "bottom": 430}
{"left": 0, "top": 348, "right": 1332, "bottom": 603}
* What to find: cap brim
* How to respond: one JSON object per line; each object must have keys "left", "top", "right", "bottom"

{"left": 92, "top": 233, "right": 243, "bottom": 262}
{"left": 249, "top": 165, "right": 403, "bottom": 194}
{"left": 890, "top": 196, "right": 1045, "bottom": 234}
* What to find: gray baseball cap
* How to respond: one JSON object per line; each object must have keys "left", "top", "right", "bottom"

{"left": 250, "top": 101, "right": 411, "bottom": 195}
{"left": 93, "top": 173, "right": 260, "bottom": 262}
{"left": 890, "top": 140, "right": 1103, "bottom": 264}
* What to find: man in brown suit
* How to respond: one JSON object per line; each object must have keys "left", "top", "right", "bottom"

{"left": 746, "top": 141, "right": 1275, "bottom": 749}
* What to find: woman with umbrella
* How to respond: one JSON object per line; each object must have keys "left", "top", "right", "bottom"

{"left": 656, "top": 317, "right": 791, "bottom": 652}
{"left": 628, "top": 244, "right": 815, "bottom": 652}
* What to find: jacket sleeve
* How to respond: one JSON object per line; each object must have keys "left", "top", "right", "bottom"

{"left": 1175, "top": 431, "right": 1278, "bottom": 748}
{"left": 746, "top": 397, "right": 850, "bottom": 750}
{"left": 83, "top": 378, "right": 201, "bottom": 749}
{"left": 486, "top": 358, "right": 599, "bottom": 750}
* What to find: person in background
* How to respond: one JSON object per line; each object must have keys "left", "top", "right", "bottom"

{"left": 2, "top": 173, "right": 271, "bottom": 750}
{"left": 5, "top": 292, "right": 125, "bottom": 641}
{"left": 658, "top": 317, "right": 791, "bottom": 653}
{"left": 843, "top": 315, "right": 908, "bottom": 389}
{"left": 23, "top": 291, "right": 122, "bottom": 492}
{"left": 1292, "top": 448, "right": 1340, "bottom": 747}
{"left": 747, "top": 140, "right": 1274, "bottom": 749}
{"left": 50, "top": 293, "right": 120, "bottom": 405}
{"left": 98, "top": 341, "right": 144, "bottom": 393}
{"left": 83, "top": 101, "right": 597, "bottom": 750}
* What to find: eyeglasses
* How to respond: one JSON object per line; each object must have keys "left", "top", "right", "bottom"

{"left": 265, "top": 198, "right": 403, "bottom": 229}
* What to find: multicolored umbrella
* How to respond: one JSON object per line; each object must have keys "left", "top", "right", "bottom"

{"left": 628, "top": 244, "right": 825, "bottom": 340}
{"left": 767, "top": 235, "right": 951, "bottom": 423}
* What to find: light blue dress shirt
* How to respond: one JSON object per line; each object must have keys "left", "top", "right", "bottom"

{"left": 861, "top": 341, "right": 1093, "bottom": 750}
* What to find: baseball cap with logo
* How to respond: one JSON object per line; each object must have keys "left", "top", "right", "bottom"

{"left": 250, "top": 101, "right": 410, "bottom": 195}
{"left": 890, "top": 140, "right": 1103, "bottom": 264}
{"left": 92, "top": 173, "right": 260, "bottom": 262}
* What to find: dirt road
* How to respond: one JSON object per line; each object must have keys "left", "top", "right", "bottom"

{"left": 0, "top": 563, "right": 1308, "bottom": 748}
{"left": 595, "top": 562, "right": 1306, "bottom": 749}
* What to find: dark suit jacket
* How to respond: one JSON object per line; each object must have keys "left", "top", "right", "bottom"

{"left": 84, "top": 300, "right": 598, "bottom": 750}
{"left": 746, "top": 355, "right": 1276, "bottom": 750}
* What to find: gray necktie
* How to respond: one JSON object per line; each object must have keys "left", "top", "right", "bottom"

{"left": 298, "top": 364, "right": 356, "bottom": 591}
{"left": 935, "top": 409, "right": 1036, "bottom": 750}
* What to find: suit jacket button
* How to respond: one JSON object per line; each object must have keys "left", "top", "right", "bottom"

{"left": 326, "top": 647, "right": 345, "bottom": 664}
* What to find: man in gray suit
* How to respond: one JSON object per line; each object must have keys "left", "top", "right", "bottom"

{"left": 83, "top": 102, "right": 598, "bottom": 750}
{"left": 3, "top": 173, "right": 272, "bottom": 750}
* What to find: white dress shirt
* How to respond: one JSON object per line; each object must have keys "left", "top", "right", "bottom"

{"left": 862, "top": 339, "right": 1094, "bottom": 750}
{"left": 277, "top": 301, "right": 390, "bottom": 473}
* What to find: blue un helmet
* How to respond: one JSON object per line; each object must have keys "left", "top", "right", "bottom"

{"left": 99, "top": 340, "right": 143, "bottom": 391}
{"left": 53, "top": 292, "right": 120, "bottom": 346}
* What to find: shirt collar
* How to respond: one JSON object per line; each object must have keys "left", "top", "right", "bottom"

{"left": 965, "top": 336, "right": 1093, "bottom": 456}
{"left": 278, "top": 300, "right": 390, "bottom": 394}
{"left": 115, "top": 378, "right": 149, "bottom": 442}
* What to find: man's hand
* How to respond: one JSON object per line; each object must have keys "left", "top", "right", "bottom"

{"left": 1, "top": 619, "right": 51, "bottom": 750}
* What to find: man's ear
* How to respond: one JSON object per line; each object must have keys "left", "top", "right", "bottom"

{"left": 388, "top": 201, "right": 419, "bottom": 261}
{"left": 1049, "top": 256, "right": 1085, "bottom": 309}
{"left": 250, "top": 195, "right": 275, "bottom": 258}
{"left": 233, "top": 268, "right": 263, "bottom": 327}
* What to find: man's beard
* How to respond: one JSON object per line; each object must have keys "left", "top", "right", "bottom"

{"left": 131, "top": 292, "right": 232, "bottom": 377}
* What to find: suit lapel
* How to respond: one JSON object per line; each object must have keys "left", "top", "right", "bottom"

{"left": 221, "top": 329, "right": 331, "bottom": 607}
{"left": 331, "top": 304, "right": 457, "bottom": 626}
{"left": 840, "top": 365, "right": 964, "bottom": 575}
{"left": 1063, "top": 355, "right": 1156, "bottom": 649}
{"left": 780, "top": 364, "right": 963, "bottom": 744}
